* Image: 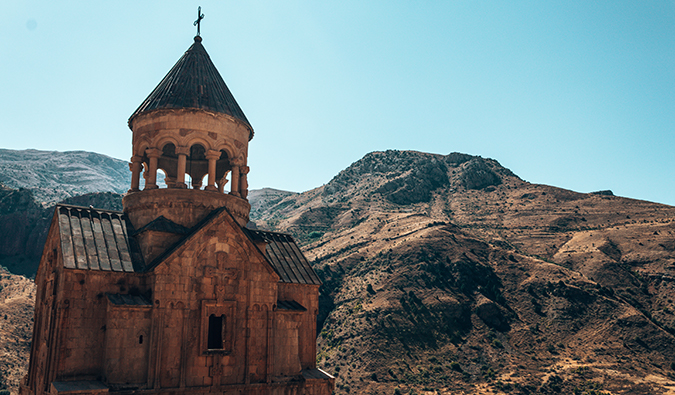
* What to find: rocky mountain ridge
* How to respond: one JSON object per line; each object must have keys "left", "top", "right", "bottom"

{"left": 249, "top": 150, "right": 675, "bottom": 394}
{"left": 1, "top": 149, "right": 675, "bottom": 394}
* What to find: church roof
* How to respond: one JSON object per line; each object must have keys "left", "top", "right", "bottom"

{"left": 55, "top": 205, "right": 144, "bottom": 273}
{"left": 53, "top": 204, "right": 321, "bottom": 286}
{"left": 244, "top": 229, "right": 322, "bottom": 285}
{"left": 129, "top": 36, "right": 252, "bottom": 133}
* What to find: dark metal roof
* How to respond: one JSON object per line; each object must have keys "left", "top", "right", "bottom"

{"left": 129, "top": 36, "right": 252, "bottom": 134}
{"left": 302, "top": 368, "right": 335, "bottom": 380}
{"left": 51, "top": 381, "right": 109, "bottom": 393}
{"left": 53, "top": 204, "right": 319, "bottom": 286}
{"left": 55, "top": 205, "right": 144, "bottom": 272}
{"left": 106, "top": 293, "right": 152, "bottom": 307}
{"left": 277, "top": 300, "right": 307, "bottom": 311}
{"left": 244, "top": 229, "right": 322, "bottom": 285}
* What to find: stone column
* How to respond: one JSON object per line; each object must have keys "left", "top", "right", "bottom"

{"left": 144, "top": 148, "right": 161, "bottom": 190}
{"left": 205, "top": 150, "right": 221, "bottom": 192}
{"left": 175, "top": 146, "right": 190, "bottom": 189}
{"left": 239, "top": 166, "right": 250, "bottom": 199}
{"left": 229, "top": 161, "right": 241, "bottom": 197}
{"left": 128, "top": 155, "right": 143, "bottom": 192}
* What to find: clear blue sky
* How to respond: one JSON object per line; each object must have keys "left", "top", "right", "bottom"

{"left": 2, "top": 1, "right": 675, "bottom": 206}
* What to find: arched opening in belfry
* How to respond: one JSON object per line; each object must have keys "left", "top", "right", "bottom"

{"left": 158, "top": 143, "right": 178, "bottom": 188}
{"left": 187, "top": 144, "right": 208, "bottom": 189}
{"left": 157, "top": 169, "right": 168, "bottom": 188}
{"left": 215, "top": 150, "right": 231, "bottom": 193}
{"left": 139, "top": 161, "right": 148, "bottom": 189}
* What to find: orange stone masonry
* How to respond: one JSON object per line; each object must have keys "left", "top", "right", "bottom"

{"left": 21, "top": 34, "right": 334, "bottom": 395}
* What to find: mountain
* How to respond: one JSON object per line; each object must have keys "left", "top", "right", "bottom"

{"left": 2, "top": 149, "right": 675, "bottom": 394}
{"left": 0, "top": 149, "right": 131, "bottom": 204}
{"left": 249, "top": 150, "right": 675, "bottom": 394}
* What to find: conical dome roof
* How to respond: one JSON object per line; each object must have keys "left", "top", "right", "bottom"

{"left": 129, "top": 36, "right": 252, "bottom": 132}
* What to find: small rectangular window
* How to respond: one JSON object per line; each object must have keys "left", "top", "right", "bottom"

{"left": 207, "top": 314, "right": 225, "bottom": 349}
{"left": 201, "top": 300, "right": 235, "bottom": 354}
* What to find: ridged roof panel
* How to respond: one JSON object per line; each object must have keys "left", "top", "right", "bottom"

{"left": 129, "top": 36, "right": 252, "bottom": 131}
{"left": 56, "top": 204, "right": 144, "bottom": 272}
{"left": 244, "top": 228, "right": 322, "bottom": 285}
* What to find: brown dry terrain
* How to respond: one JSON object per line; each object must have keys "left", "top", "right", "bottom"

{"left": 0, "top": 268, "right": 34, "bottom": 393}
{"left": 252, "top": 150, "right": 675, "bottom": 394}
{"left": 2, "top": 150, "right": 675, "bottom": 394}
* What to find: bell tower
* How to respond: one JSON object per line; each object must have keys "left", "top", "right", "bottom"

{"left": 124, "top": 35, "right": 253, "bottom": 243}
{"left": 21, "top": 24, "right": 334, "bottom": 395}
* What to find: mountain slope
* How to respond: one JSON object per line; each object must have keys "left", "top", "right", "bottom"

{"left": 250, "top": 150, "right": 675, "bottom": 394}
{"left": 2, "top": 149, "right": 675, "bottom": 394}
{"left": 0, "top": 149, "right": 130, "bottom": 204}
{"left": 0, "top": 268, "right": 35, "bottom": 392}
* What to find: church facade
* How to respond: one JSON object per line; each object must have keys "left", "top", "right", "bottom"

{"left": 20, "top": 35, "right": 334, "bottom": 395}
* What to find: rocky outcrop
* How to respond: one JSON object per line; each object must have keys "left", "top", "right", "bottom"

{"left": 457, "top": 157, "right": 502, "bottom": 190}
{"left": 374, "top": 157, "right": 449, "bottom": 204}
{"left": 474, "top": 294, "right": 509, "bottom": 331}
{"left": 323, "top": 150, "right": 515, "bottom": 205}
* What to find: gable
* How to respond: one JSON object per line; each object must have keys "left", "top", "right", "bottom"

{"left": 150, "top": 208, "right": 279, "bottom": 281}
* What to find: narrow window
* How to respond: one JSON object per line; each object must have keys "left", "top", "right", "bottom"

{"left": 208, "top": 314, "right": 224, "bottom": 349}
{"left": 139, "top": 335, "right": 143, "bottom": 344}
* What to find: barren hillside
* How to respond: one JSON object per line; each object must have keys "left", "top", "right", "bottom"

{"left": 0, "top": 269, "right": 35, "bottom": 393}
{"left": 0, "top": 149, "right": 131, "bottom": 204}
{"left": 251, "top": 150, "right": 675, "bottom": 394}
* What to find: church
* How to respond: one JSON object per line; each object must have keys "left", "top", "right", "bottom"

{"left": 20, "top": 28, "right": 334, "bottom": 395}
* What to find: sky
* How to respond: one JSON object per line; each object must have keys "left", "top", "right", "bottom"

{"left": 2, "top": 1, "right": 675, "bottom": 206}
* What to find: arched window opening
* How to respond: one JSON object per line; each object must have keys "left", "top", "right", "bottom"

{"left": 156, "top": 169, "right": 168, "bottom": 188}
{"left": 187, "top": 144, "right": 207, "bottom": 189}
{"left": 139, "top": 156, "right": 149, "bottom": 189}
{"left": 215, "top": 150, "right": 231, "bottom": 193}
{"left": 158, "top": 143, "right": 178, "bottom": 188}
{"left": 162, "top": 143, "right": 176, "bottom": 157}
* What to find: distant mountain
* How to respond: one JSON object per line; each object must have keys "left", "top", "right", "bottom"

{"left": 0, "top": 149, "right": 130, "bottom": 203}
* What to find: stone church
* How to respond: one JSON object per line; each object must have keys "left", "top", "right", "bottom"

{"left": 20, "top": 34, "right": 334, "bottom": 395}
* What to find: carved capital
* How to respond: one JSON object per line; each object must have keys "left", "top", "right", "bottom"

{"left": 145, "top": 148, "right": 162, "bottom": 158}
{"left": 240, "top": 166, "right": 250, "bottom": 175}
{"left": 131, "top": 155, "right": 143, "bottom": 163}
{"left": 205, "top": 150, "right": 221, "bottom": 160}
{"left": 175, "top": 146, "right": 190, "bottom": 156}
{"left": 230, "top": 158, "right": 244, "bottom": 167}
